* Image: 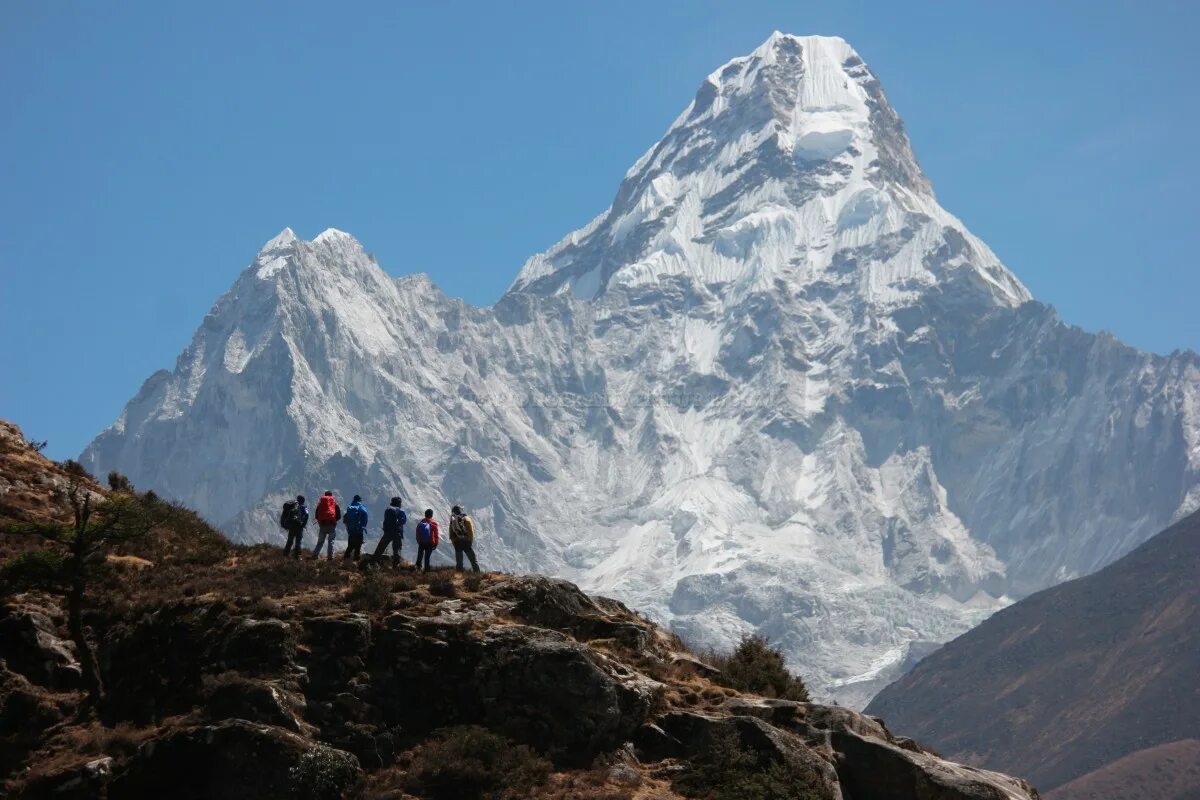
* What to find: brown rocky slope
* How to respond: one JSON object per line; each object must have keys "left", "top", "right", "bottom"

{"left": 866, "top": 509, "right": 1200, "bottom": 795}
{"left": 1, "top": 421, "right": 1038, "bottom": 799}
{"left": 1047, "top": 739, "right": 1200, "bottom": 800}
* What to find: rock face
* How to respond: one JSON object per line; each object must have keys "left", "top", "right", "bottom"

{"left": 0, "top": 602, "right": 81, "bottom": 689}
{"left": 80, "top": 33, "right": 1200, "bottom": 705}
{"left": 0, "top": 528, "right": 1041, "bottom": 800}
{"left": 866, "top": 509, "right": 1200, "bottom": 795}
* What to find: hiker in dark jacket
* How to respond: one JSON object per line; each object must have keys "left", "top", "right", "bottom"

{"left": 414, "top": 509, "right": 439, "bottom": 571}
{"left": 312, "top": 491, "right": 342, "bottom": 561}
{"left": 280, "top": 495, "right": 309, "bottom": 558}
{"left": 448, "top": 505, "right": 480, "bottom": 572}
{"left": 371, "top": 496, "right": 407, "bottom": 568}
{"left": 342, "top": 494, "right": 368, "bottom": 562}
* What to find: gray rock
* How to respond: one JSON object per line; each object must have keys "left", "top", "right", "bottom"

{"left": 0, "top": 602, "right": 81, "bottom": 688}
{"left": 645, "top": 711, "right": 843, "bottom": 800}
{"left": 109, "top": 720, "right": 342, "bottom": 800}
{"left": 476, "top": 625, "right": 660, "bottom": 764}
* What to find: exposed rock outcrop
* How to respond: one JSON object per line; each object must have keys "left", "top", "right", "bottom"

{"left": 0, "top": 426, "right": 1039, "bottom": 798}
{"left": 0, "top": 565, "right": 1042, "bottom": 799}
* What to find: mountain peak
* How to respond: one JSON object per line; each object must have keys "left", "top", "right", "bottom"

{"left": 314, "top": 227, "right": 354, "bottom": 245}
{"left": 508, "top": 34, "right": 1025, "bottom": 305}
{"left": 746, "top": 31, "right": 855, "bottom": 64}
{"left": 260, "top": 227, "right": 298, "bottom": 253}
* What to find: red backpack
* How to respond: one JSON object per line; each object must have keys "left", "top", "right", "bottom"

{"left": 315, "top": 495, "right": 337, "bottom": 524}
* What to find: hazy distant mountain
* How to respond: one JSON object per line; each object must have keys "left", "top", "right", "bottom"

{"left": 867, "top": 510, "right": 1200, "bottom": 793}
{"left": 83, "top": 32, "right": 1200, "bottom": 705}
{"left": 1047, "top": 740, "right": 1200, "bottom": 800}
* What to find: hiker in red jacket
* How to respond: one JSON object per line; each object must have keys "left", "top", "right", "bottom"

{"left": 414, "top": 508, "right": 439, "bottom": 571}
{"left": 312, "top": 491, "right": 341, "bottom": 561}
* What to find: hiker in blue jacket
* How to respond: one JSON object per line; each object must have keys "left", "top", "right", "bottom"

{"left": 370, "top": 496, "right": 408, "bottom": 568}
{"left": 342, "top": 494, "right": 369, "bottom": 562}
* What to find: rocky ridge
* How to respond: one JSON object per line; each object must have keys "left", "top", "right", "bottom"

{"left": 1, "top": 421, "right": 1039, "bottom": 799}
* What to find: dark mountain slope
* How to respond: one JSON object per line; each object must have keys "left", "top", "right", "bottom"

{"left": 866, "top": 509, "right": 1200, "bottom": 793}
{"left": 1047, "top": 739, "right": 1200, "bottom": 800}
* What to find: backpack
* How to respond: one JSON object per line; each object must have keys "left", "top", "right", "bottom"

{"left": 416, "top": 519, "right": 432, "bottom": 546}
{"left": 280, "top": 500, "right": 297, "bottom": 529}
{"left": 345, "top": 504, "right": 366, "bottom": 531}
{"left": 450, "top": 514, "right": 474, "bottom": 545}
{"left": 384, "top": 506, "right": 407, "bottom": 534}
{"left": 315, "top": 495, "right": 337, "bottom": 524}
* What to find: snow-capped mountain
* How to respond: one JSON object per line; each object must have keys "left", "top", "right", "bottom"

{"left": 83, "top": 33, "right": 1200, "bottom": 706}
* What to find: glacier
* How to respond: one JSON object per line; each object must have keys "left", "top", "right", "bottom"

{"left": 82, "top": 33, "right": 1200, "bottom": 707}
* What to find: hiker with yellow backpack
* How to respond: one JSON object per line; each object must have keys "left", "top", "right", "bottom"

{"left": 448, "top": 505, "right": 480, "bottom": 572}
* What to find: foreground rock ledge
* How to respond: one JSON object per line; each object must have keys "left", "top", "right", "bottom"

{"left": 1, "top": 568, "right": 1040, "bottom": 799}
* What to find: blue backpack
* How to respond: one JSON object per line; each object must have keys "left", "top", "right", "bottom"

{"left": 416, "top": 519, "right": 432, "bottom": 545}
{"left": 345, "top": 504, "right": 367, "bottom": 531}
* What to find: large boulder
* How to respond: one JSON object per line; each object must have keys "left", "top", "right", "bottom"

{"left": 300, "top": 614, "right": 371, "bottom": 696}
{"left": 368, "top": 616, "right": 659, "bottom": 764}
{"left": 475, "top": 624, "right": 660, "bottom": 763}
{"left": 793, "top": 702, "right": 1041, "bottom": 800}
{"left": 100, "top": 604, "right": 297, "bottom": 724}
{"left": 831, "top": 727, "right": 1040, "bottom": 800}
{"left": 0, "top": 601, "right": 81, "bottom": 688}
{"left": 635, "top": 710, "right": 842, "bottom": 800}
{"left": 108, "top": 720, "right": 358, "bottom": 800}
{"left": 483, "top": 576, "right": 654, "bottom": 650}
{"left": 204, "top": 676, "right": 306, "bottom": 733}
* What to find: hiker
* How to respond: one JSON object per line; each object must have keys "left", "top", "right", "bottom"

{"left": 312, "top": 491, "right": 342, "bottom": 561}
{"left": 448, "top": 505, "right": 480, "bottom": 572}
{"left": 414, "top": 508, "right": 439, "bottom": 571}
{"left": 343, "top": 494, "right": 368, "bottom": 562}
{"left": 280, "top": 495, "right": 309, "bottom": 558}
{"left": 371, "top": 496, "right": 407, "bottom": 568}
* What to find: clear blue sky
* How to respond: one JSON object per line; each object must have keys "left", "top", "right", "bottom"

{"left": 2, "top": 1, "right": 1197, "bottom": 460}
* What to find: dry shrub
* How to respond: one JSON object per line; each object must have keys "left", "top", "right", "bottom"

{"left": 347, "top": 569, "right": 391, "bottom": 611}
{"left": 427, "top": 575, "right": 457, "bottom": 598}
{"left": 390, "top": 573, "right": 418, "bottom": 592}
{"left": 401, "top": 725, "right": 550, "bottom": 800}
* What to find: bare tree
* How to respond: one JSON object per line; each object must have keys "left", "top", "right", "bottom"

{"left": 0, "top": 477, "right": 167, "bottom": 708}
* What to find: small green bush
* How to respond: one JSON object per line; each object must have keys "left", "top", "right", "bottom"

{"left": 0, "top": 550, "right": 69, "bottom": 594}
{"left": 290, "top": 745, "right": 361, "bottom": 800}
{"left": 710, "top": 634, "right": 810, "bottom": 702}
{"left": 404, "top": 725, "right": 550, "bottom": 800}
{"left": 672, "top": 733, "right": 824, "bottom": 800}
